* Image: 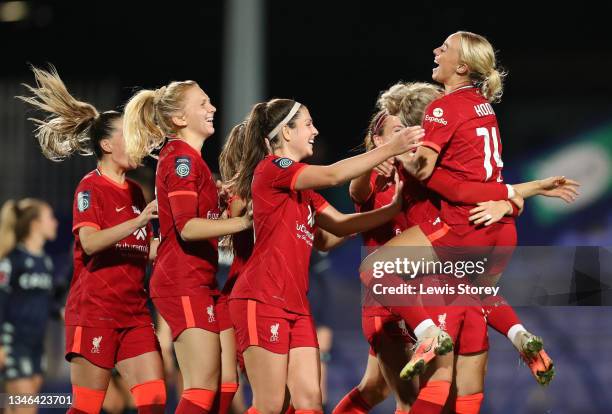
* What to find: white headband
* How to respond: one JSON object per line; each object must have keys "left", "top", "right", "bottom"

{"left": 267, "top": 102, "right": 301, "bottom": 140}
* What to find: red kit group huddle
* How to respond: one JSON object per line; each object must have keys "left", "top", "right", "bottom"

{"left": 19, "top": 31, "right": 579, "bottom": 414}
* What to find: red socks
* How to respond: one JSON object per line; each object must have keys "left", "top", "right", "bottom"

{"left": 454, "top": 393, "right": 484, "bottom": 414}
{"left": 409, "top": 380, "right": 451, "bottom": 414}
{"left": 482, "top": 295, "right": 521, "bottom": 336}
{"left": 210, "top": 383, "right": 239, "bottom": 414}
{"left": 176, "top": 388, "right": 217, "bottom": 414}
{"left": 68, "top": 385, "right": 106, "bottom": 414}
{"left": 332, "top": 387, "right": 372, "bottom": 414}
{"left": 130, "top": 379, "right": 167, "bottom": 414}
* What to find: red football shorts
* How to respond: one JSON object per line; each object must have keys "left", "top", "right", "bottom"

{"left": 153, "top": 293, "right": 220, "bottom": 341}
{"left": 362, "top": 310, "right": 415, "bottom": 355}
{"left": 229, "top": 299, "right": 319, "bottom": 354}
{"left": 65, "top": 324, "right": 160, "bottom": 369}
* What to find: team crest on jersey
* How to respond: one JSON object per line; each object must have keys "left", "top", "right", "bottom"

{"left": 175, "top": 157, "right": 192, "bottom": 178}
{"left": 91, "top": 336, "right": 102, "bottom": 353}
{"left": 270, "top": 323, "right": 280, "bottom": 342}
{"left": 437, "top": 313, "right": 447, "bottom": 331}
{"left": 206, "top": 305, "right": 216, "bottom": 323}
{"left": 272, "top": 157, "right": 293, "bottom": 169}
{"left": 77, "top": 191, "right": 90, "bottom": 212}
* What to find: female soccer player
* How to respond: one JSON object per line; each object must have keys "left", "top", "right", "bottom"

{"left": 123, "top": 81, "right": 253, "bottom": 414}
{"left": 341, "top": 80, "right": 577, "bottom": 414}
{"left": 18, "top": 66, "right": 166, "bottom": 414}
{"left": 0, "top": 198, "right": 58, "bottom": 414}
{"left": 227, "top": 98, "right": 424, "bottom": 414}
{"left": 360, "top": 32, "right": 574, "bottom": 412}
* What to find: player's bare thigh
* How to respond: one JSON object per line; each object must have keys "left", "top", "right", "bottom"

{"left": 357, "top": 354, "right": 391, "bottom": 406}
{"left": 375, "top": 335, "right": 419, "bottom": 411}
{"left": 174, "top": 328, "right": 221, "bottom": 390}
{"left": 219, "top": 328, "right": 239, "bottom": 384}
{"left": 287, "top": 347, "right": 323, "bottom": 411}
{"left": 243, "top": 346, "right": 288, "bottom": 414}
{"left": 454, "top": 351, "right": 488, "bottom": 396}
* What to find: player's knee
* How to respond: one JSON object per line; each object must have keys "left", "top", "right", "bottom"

{"left": 254, "top": 395, "right": 286, "bottom": 414}
{"left": 291, "top": 383, "right": 323, "bottom": 410}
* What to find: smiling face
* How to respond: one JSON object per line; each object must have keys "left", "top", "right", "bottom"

{"left": 282, "top": 107, "right": 319, "bottom": 161}
{"left": 173, "top": 85, "right": 217, "bottom": 140}
{"left": 432, "top": 33, "right": 466, "bottom": 84}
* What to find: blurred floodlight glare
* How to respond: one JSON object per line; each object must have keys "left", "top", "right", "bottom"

{"left": 0, "top": 1, "right": 29, "bottom": 22}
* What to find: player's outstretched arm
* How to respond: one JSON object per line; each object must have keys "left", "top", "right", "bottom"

{"left": 294, "top": 127, "right": 423, "bottom": 191}
{"left": 315, "top": 173, "right": 403, "bottom": 237}
{"left": 513, "top": 176, "right": 580, "bottom": 203}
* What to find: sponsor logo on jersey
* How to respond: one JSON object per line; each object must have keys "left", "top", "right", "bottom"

{"left": 474, "top": 103, "right": 495, "bottom": 117}
{"left": 91, "top": 336, "right": 102, "bottom": 354}
{"left": 77, "top": 191, "right": 90, "bottom": 212}
{"left": 207, "top": 211, "right": 220, "bottom": 220}
{"left": 433, "top": 107, "right": 444, "bottom": 117}
{"left": 133, "top": 227, "right": 147, "bottom": 241}
{"left": 207, "top": 305, "right": 216, "bottom": 323}
{"left": 115, "top": 206, "right": 126, "bottom": 212}
{"left": 424, "top": 114, "right": 448, "bottom": 126}
{"left": 19, "top": 273, "right": 52, "bottom": 290}
{"left": 270, "top": 323, "right": 280, "bottom": 342}
{"left": 272, "top": 157, "right": 294, "bottom": 169}
{"left": 307, "top": 205, "right": 315, "bottom": 227}
{"left": 175, "top": 157, "right": 192, "bottom": 178}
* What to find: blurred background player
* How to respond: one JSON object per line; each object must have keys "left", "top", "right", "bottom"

{"left": 0, "top": 198, "right": 59, "bottom": 414}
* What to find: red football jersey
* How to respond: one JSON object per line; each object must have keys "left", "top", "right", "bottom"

{"left": 355, "top": 170, "right": 409, "bottom": 247}
{"left": 66, "top": 170, "right": 152, "bottom": 328}
{"left": 150, "top": 139, "right": 220, "bottom": 298}
{"left": 421, "top": 86, "right": 509, "bottom": 225}
{"left": 230, "top": 156, "right": 329, "bottom": 315}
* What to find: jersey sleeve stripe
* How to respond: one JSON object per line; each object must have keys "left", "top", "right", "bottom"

{"left": 72, "top": 222, "right": 101, "bottom": 232}
{"left": 181, "top": 296, "right": 196, "bottom": 328}
{"left": 426, "top": 223, "right": 450, "bottom": 243}
{"left": 247, "top": 300, "right": 259, "bottom": 346}
{"left": 289, "top": 165, "right": 309, "bottom": 191}
{"left": 315, "top": 201, "right": 330, "bottom": 213}
{"left": 422, "top": 141, "right": 442, "bottom": 153}
{"left": 169, "top": 191, "right": 198, "bottom": 198}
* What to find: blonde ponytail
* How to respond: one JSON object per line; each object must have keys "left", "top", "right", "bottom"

{"left": 123, "top": 80, "right": 198, "bottom": 165}
{"left": 17, "top": 65, "right": 99, "bottom": 161}
{"left": 455, "top": 31, "right": 507, "bottom": 103}
{"left": 123, "top": 89, "right": 165, "bottom": 165}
